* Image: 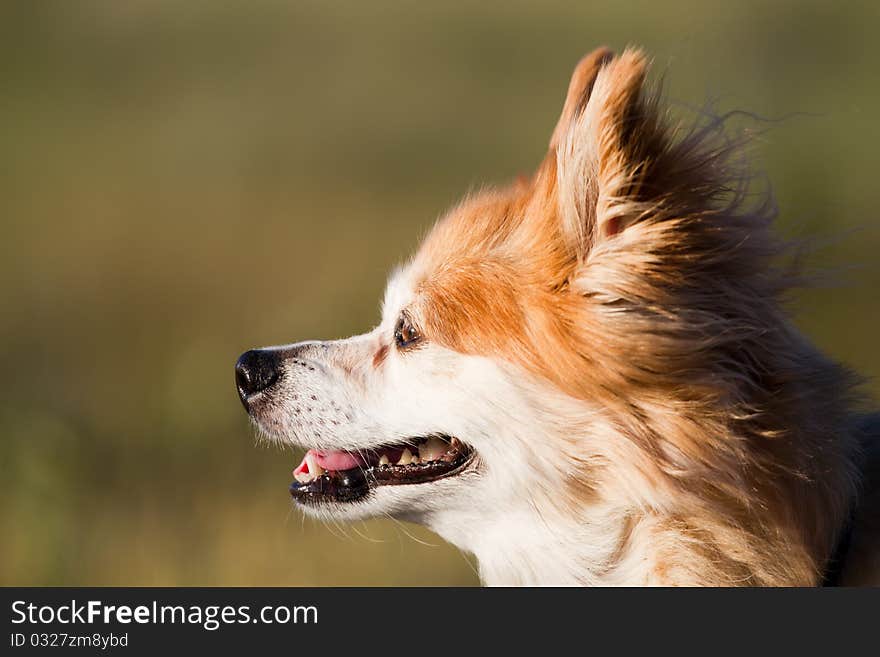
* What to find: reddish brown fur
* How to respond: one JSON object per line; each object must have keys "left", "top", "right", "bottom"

{"left": 372, "top": 344, "right": 389, "bottom": 369}
{"left": 402, "top": 48, "right": 877, "bottom": 585}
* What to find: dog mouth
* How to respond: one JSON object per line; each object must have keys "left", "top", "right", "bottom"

{"left": 289, "top": 435, "right": 473, "bottom": 504}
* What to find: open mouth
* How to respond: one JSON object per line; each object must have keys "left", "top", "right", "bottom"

{"left": 289, "top": 435, "right": 473, "bottom": 504}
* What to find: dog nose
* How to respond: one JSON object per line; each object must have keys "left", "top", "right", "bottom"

{"left": 235, "top": 349, "right": 282, "bottom": 405}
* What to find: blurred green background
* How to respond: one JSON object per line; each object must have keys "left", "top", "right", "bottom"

{"left": 1, "top": 0, "right": 878, "bottom": 585}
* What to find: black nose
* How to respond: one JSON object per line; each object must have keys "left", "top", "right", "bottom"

{"left": 235, "top": 349, "right": 282, "bottom": 405}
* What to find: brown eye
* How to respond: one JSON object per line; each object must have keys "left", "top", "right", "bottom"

{"left": 394, "top": 315, "right": 421, "bottom": 349}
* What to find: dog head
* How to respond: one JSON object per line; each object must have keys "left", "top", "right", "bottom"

{"left": 235, "top": 48, "right": 778, "bottom": 543}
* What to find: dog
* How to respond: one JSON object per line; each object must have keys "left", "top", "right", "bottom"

{"left": 235, "top": 48, "right": 879, "bottom": 585}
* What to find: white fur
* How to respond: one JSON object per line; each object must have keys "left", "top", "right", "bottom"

{"left": 248, "top": 270, "right": 659, "bottom": 586}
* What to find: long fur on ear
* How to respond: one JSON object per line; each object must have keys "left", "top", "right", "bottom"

{"left": 556, "top": 48, "right": 651, "bottom": 258}
{"left": 549, "top": 47, "right": 614, "bottom": 151}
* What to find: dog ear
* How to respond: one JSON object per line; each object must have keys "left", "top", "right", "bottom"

{"left": 550, "top": 48, "right": 654, "bottom": 260}
{"left": 549, "top": 47, "right": 614, "bottom": 151}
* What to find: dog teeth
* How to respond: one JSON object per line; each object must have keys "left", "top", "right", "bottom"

{"left": 361, "top": 438, "right": 463, "bottom": 471}
{"left": 295, "top": 438, "right": 465, "bottom": 483}
{"left": 294, "top": 452, "right": 325, "bottom": 484}
{"left": 420, "top": 437, "right": 447, "bottom": 462}
{"left": 305, "top": 453, "right": 324, "bottom": 480}
{"left": 397, "top": 448, "right": 413, "bottom": 466}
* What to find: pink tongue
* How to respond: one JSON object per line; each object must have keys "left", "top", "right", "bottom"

{"left": 315, "top": 450, "right": 362, "bottom": 470}
{"left": 293, "top": 449, "right": 362, "bottom": 475}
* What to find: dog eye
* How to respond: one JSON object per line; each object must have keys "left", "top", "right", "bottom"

{"left": 394, "top": 315, "right": 421, "bottom": 349}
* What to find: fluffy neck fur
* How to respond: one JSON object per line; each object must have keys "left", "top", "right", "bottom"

{"left": 425, "top": 371, "right": 863, "bottom": 587}
{"left": 426, "top": 380, "right": 861, "bottom": 588}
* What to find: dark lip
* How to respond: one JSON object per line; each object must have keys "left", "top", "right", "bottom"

{"left": 289, "top": 439, "right": 475, "bottom": 505}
